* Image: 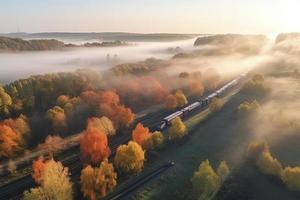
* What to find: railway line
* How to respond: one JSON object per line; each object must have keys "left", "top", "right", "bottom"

{"left": 0, "top": 72, "right": 248, "bottom": 200}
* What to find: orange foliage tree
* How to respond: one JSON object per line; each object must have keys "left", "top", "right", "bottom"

{"left": 32, "top": 156, "right": 46, "bottom": 184}
{"left": 0, "top": 124, "right": 24, "bottom": 158}
{"left": 132, "top": 123, "right": 151, "bottom": 149}
{"left": 165, "top": 94, "right": 177, "bottom": 110}
{"left": 80, "top": 128, "right": 111, "bottom": 164}
{"left": 81, "top": 90, "right": 135, "bottom": 129}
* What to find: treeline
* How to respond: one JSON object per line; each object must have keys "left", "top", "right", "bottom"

{"left": 0, "top": 37, "right": 65, "bottom": 51}
{"left": 0, "top": 36, "right": 130, "bottom": 52}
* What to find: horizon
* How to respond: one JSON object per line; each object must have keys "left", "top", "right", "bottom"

{"left": 1, "top": 0, "right": 300, "bottom": 34}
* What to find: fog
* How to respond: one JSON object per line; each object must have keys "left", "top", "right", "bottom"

{"left": 0, "top": 38, "right": 196, "bottom": 84}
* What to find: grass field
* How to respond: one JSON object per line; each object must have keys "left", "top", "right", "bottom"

{"left": 128, "top": 74, "right": 300, "bottom": 200}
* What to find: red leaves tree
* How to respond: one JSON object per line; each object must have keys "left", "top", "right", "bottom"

{"left": 32, "top": 156, "right": 46, "bottom": 184}
{"left": 80, "top": 128, "right": 111, "bottom": 164}
{"left": 80, "top": 90, "right": 135, "bottom": 129}
{"left": 132, "top": 123, "right": 151, "bottom": 149}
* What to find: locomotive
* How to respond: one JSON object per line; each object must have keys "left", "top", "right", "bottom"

{"left": 158, "top": 72, "right": 247, "bottom": 130}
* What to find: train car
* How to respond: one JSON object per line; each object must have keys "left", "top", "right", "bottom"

{"left": 188, "top": 101, "right": 201, "bottom": 111}
{"left": 163, "top": 110, "right": 183, "bottom": 125}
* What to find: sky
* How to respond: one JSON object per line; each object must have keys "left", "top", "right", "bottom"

{"left": 0, "top": 0, "right": 300, "bottom": 34}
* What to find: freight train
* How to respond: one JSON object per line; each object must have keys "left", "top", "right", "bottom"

{"left": 158, "top": 72, "right": 247, "bottom": 130}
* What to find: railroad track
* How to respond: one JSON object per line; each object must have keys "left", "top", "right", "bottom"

{"left": 0, "top": 111, "right": 163, "bottom": 200}
{"left": 103, "top": 161, "right": 175, "bottom": 200}
{"left": 0, "top": 74, "right": 247, "bottom": 200}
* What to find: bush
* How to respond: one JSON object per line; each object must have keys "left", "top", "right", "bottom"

{"left": 256, "top": 151, "right": 283, "bottom": 177}
{"left": 209, "top": 98, "right": 223, "bottom": 113}
{"left": 281, "top": 166, "right": 300, "bottom": 191}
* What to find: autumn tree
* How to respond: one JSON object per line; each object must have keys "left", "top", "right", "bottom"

{"left": 209, "top": 98, "right": 223, "bottom": 113}
{"left": 151, "top": 131, "right": 164, "bottom": 150}
{"left": 247, "top": 140, "right": 269, "bottom": 160}
{"left": 281, "top": 166, "right": 300, "bottom": 191}
{"left": 80, "top": 128, "right": 111, "bottom": 164}
{"left": 165, "top": 94, "right": 177, "bottom": 110}
{"left": 114, "top": 141, "right": 145, "bottom": 174}
{"left": 217, "top": 161, "right": 230, "bottom": 183}
{"left": 132, "top": 123, "right": 151, "bottom": 150}
{"left": 168, "top": 117, "right": 187, "bottom": 141}
{"left": 80, "top": 165, "right": 97, "bottom": 200}
{"left": 257, "top": 151, "right": 283, "bottom": 177}
{"left": 32, "top": 156, "right": 46, "bottom": 184}
{"left": 191, "top": 160, "right": 219, "bottom": 199}
{"left": 87, "top": 117, "right": 116, "bottom": 136}
{"left": 0, "top": 85, "right": 12, "bottom": 116}
{"left": 0, "top": 124, "right": 24, "bottom": 158}
{"left": 23, "top": 159, "right": 73, "bottom": 200}
{"left": 80, "top": 159, "right": 117, "bottom": 199}
{"left": 188, "top": 80, "right": 205, "bottom": 97}
{"left": 174, "top": 90, "right": 188, "bottom": 107}
{"left": 237, "top": 100, "right": 260, "bottom": 116}
{"left": 45, "top": 106, "right": 67, "bottom": 134}
{"left": 203, "top": 68, "right": 221, "bottom": 91}
{"left": 95, "top": 159, "right": 117, "bottom": 197}
{"left": 241, "top": 74, "right": 268, "bottom": 96}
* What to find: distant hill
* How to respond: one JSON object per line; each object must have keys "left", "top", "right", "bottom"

{"left": 0, "top": 36, "right": 132, "bottom": 52}
{"left": 275, "top": 33, "right": 300, "bottom": 44}
{"left": 0, "top": 32, "right": 199, "bottom": 42}
{"left": 0, "top": 37, "right": 65, "bottom": 51}
{"left": 193, "top": 34, "right": 268, "bottom": 55}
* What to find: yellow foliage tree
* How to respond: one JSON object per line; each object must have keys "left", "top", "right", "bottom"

{"left": 209, "top": 98, "right": 223, "bottom": 113}
{"left": 281, "top": 166, "right": 300, "bottom": 191}
{"left": 87, "top": 117, "right": 116, "bottom": 136}
{"left": 257, "top": 151, "right": 283, "bottom": 177}
{"left": 23, "top": 159, "right": 73, "bottom": 200}
{"left": 151, "top": 131, "right": 164, "bottom": 150}
{"left": 175, "top": 90, "right": 188, "bottom": 107}
{"left": 95, "top": 159, "right": 117, "bottom": 197}
{"left": 217, "top": 161, "right": 230, "bottom": 183}
{"left": 80, "top": 165, "right": 96, "bottom": 200}
{"left": 168, "top": 117, "right": 187, "bottom": 141}
{"left": 114, "top": 141, "right": 145, "bottom": 174}
{"left": 191, "top": 160, "right": 220, "bottom": 200}
{"left": 247, "top": 140, "right": 269, "bottom": 160}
